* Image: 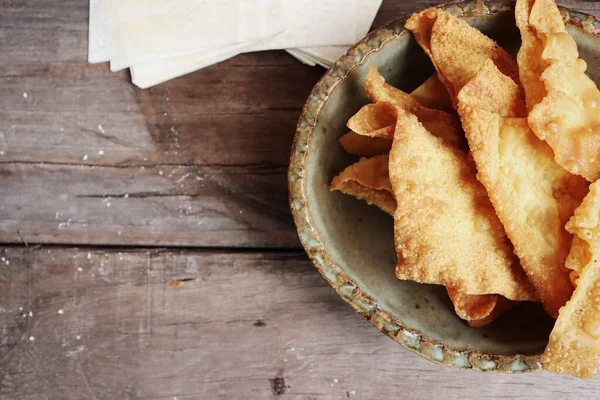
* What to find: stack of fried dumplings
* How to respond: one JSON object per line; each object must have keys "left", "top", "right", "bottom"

{"left": 330, "top": 0, "right": 600, "bottom": 378}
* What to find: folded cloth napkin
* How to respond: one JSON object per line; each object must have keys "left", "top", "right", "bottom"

{"left": 88, "top": 0, "right": 382, "bottom": 88}
{"left": 288, "top": 0, "right": 383, "bottom": 68}
{"left": 90, "top": 0, "right": 285, "bottom": 64}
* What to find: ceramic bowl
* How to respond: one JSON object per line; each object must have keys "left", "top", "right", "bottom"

{"left": 289, "top": 0, "right": 600, "bottom": 372}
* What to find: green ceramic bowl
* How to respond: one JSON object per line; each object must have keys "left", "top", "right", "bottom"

{"left": 289, "top": 0, "right": 600, "bottom": 372}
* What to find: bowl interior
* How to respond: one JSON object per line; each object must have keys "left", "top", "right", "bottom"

{"left": 304, "top": 10, "right": 600, "bottom": 356}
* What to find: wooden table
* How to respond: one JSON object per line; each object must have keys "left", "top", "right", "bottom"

{"left": 2, "top": 1, "right": 600, "bottom": 398}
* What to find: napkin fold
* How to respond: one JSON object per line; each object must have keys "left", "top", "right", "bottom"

{"left": 89, "top": 0, "right": 382, "bottom": 88}
{"left": 287, "top": 0, "right": 382, "bottom": 68}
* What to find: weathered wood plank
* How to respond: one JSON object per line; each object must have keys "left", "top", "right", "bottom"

{"left": 1, "top": 0, "right": 599, "bottom": 248}
{"left": 2, "top": 1, "right": 600, "bottom": 399}
{"left": 0, "top": 247, "right": 598, "bottom": 400}
{"left": 0, "top": 2, "right": 322, "bottom": 167}
{"left": 0, "top": 0, "right": 322, "bottom": 247}
{"left": 0, "top": 62, "right": 320, "bottom": 166}
{"left": 0, "top": 162, "right": 296, "bottom": 247}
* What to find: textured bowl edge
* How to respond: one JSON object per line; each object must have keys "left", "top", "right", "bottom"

{"left": 288, "top": 0, "right": 599, "bottom": 373}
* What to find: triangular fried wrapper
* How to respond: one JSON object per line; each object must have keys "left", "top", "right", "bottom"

{"left": 406, "top": 8, "right": 521, "bottom": 106}
{"left": 347, "top": 103, "right": 397, "bottom": 136}
{"left": 516, "top": 0, "right": 600, "bottom": 181}
{"left": 346, "top": 125, "right": 395, "bottom": 140}
{"left": 340, "top": 72, "right": 453, "bottom": 156}
{"left": 541, "top": 33, "right": 579, "bottom": 64}
{"left": 335, "top": 141, "right": 507, "bottom": 326}
{"left": 330, "top": 155, "right": 395, "bottom": 215}
{"left": 528, "top": 66, "right": 600, "bottom": 182}
{"left": 566, "top": 235, "right": 589, "bottom": 288}
{"left": 446, "top": 289, "right": 515, "bottom": 328}
{"left": 456, "top": 59, "right": 526, "bottom": 118}
{"left": 515, "top": 0, "right": 577, "bottom": 106}
{"left": 364, "top": 65, "right": 464, "bottom": 149}
{"left": 389, "top": 109, "right": 535, "bottom": 300}
{"left": 458, "top": 60, "right": 587, "bottom": 316}
{"left": 515, "top": 0, "right": 548, "bottom": 111}
{"left": 410, "top": 74, "right": 453, "bottom": 111}
{"left": 339, "top": 132, "right": 391, "bottom": 156}
{"left": 542, "top": 181, "right": 600, "bottom": 378}
{"left": 529, "top": 0, "right": 565, "bottom": 34}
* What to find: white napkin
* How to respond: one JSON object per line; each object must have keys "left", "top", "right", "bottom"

{"left": 130, "top": 0, "right": 358, "bottom": 88}
{"left": 288, "top": 0, "right": 383, "bottom": 68}
{"left": 88, "top": 0, "right": 382, "bottom": 88}
{"left": 131, "top": 43, "right": 248, "bottom": 89}
{"left": 287, "top": 47, "right": 347, "bottom": 69}
{"left": 89, "top": 0, "right": 284, "bottom": 64}
{"left": 111, "top": 0, "right": 356, "bottom": 72}
{"left": 285, "top": 49, "right": 317, "bottom": 67}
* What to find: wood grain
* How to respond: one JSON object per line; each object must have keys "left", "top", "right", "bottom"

{"left": 3, "top": 1, "right": 600, "bottom": 399}
{"left": 0, "top": 247, "right": 598, "bottom": 400}
{"left": 0, "top": 162, "right": 295, "bottom": 248}
{"left": 0, "top": 0, "right": 322, "bottom": 248}
{"left": 0, "top": 0, "right": 598, "bottom": 248}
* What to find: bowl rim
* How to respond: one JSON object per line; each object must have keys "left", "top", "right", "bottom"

{"left": 288, "top": 0, "right": 600, "bottom": 373}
